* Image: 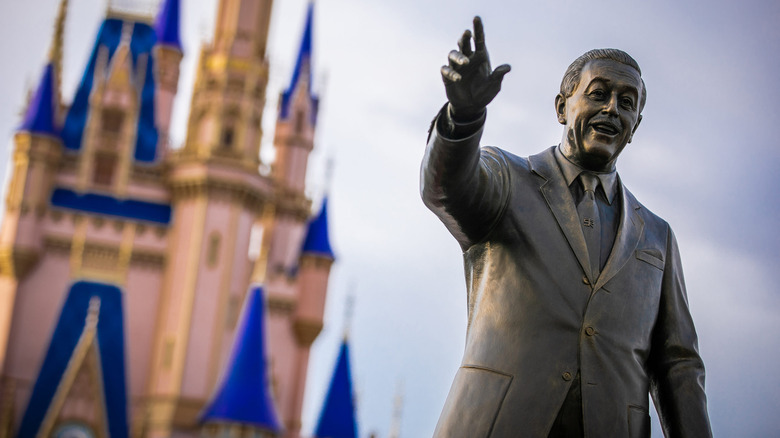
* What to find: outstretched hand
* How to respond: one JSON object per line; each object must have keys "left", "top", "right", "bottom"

{"left": 441, "top": 16, "right": 511, "bottom": 121}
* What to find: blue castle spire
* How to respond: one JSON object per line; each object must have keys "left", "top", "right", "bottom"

{"left": 17, "top": 282, "right": 129, "bottom": 438}
{"left": 279, "top": 1, "right": 318, "bottom": 121}
{"left": 201, "top": 285, "right": 282, "bottom": 432}
{"left": 154, "top": 0, "right": 182, "bottom": 51}
{"left": 314, "top": 340, "right": 358, "bottom": 438}
{"left": 301, "top": 197, "right": 335, "bottom": 259}
{"left": 19, "top": 63, "right": 58, "bottom": 136}
{"left": 60, "top": 17, "right": 159, "bottom": 162}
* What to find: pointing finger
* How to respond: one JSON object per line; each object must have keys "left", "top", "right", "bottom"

{"left": 448, "top": 50, "right": 470, "bottom": 67}
{"left": 473, "top": 16, "right": 485, "bottom": 52}
{"left": 458, "top": 29, "right": 473, "bottom": 56}
{"left": 441, "top": 65, "right": 462, "bottom": 82}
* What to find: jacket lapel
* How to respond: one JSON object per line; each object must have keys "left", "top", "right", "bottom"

{"left": 593, "top": 180, "right": 644, "bottom": 291}
{"left": 529, "top": 148, "right": 594, "bottom": 284}
{"left": 530, "top": 148, "right": 645, "bottom": 288}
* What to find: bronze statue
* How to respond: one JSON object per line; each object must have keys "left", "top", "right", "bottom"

{"left": 421, "top": 17, "right": 712, "bottom": 438}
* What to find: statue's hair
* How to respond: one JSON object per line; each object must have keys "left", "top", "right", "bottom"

{"left": 560, "top": 48, "right": 647, "bottom": 112}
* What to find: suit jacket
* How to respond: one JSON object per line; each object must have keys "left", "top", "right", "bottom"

{"left": 420, "top": 115, "right": 711, "bottom": 438}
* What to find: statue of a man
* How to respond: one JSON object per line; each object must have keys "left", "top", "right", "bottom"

{"left": 421, "top": 17, "right": 712, "bottom": 438}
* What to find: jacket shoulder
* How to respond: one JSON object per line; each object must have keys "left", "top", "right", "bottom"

{"left": 621, "top": 184, "right": 676, "bottom": 248}
{"left": 481, "top": 146, "right": 533, "bottom": 174}
{"left": 623, "top": 186, "right": 666, "bottom": 226}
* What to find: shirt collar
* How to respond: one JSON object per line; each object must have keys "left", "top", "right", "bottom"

{"left": 554, "top": 145, "right": 618, "bottom": 205}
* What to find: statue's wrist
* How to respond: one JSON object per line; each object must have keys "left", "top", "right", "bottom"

{"left": 448, "top": 104, "right": 486, "bottom": 124}
{"left": 443, "top": 103, "right": 485, "bottom": 139}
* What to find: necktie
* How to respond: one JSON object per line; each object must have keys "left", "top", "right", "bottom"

{"left": 577, "top": 172, "right": 601, "bottom": 280}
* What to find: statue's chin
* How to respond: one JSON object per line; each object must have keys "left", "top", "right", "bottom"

{"left": 562, "top": 130, "right": 610, "bottom": 171}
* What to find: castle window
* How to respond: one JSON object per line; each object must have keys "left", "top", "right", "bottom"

{"left": 221, "top": 126, "right": 234, "bottom": 148}
{"left": 294, "top": 110, "right": 305, "bottom": 133}
{"left": 248, "top": 223, "right": 265, "bottom": 261}
{"left": 207, "top": 232, "right": 221, "bottom": 268}
{"left": 92, "top": 153, "right": 116, "bottom": 187}
{"left": 226, "top": 295, "right": 240, "bottom": 329}
{"left": 102, "top": 108, "right": 125, "bottom": 134}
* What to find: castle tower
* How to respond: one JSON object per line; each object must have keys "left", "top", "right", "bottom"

{"left": 313, "top": 338, "right": 358, "bottom": 438}
{"left": 0, "top": 0, "right": 68, "bottom": 369}
{"left": 179, "top": 0, "right": 274, "bottom": 163}
{"left": 153, "top": 0, "right": 184, "bottom": 149}
{"left": 296, "top": 196, "right": 335, "bottom": 347}
{"left": 1, "top": 3, "right": 175, "bottom": 435}
{"left": 0, "top": 59, "right": 62, "bottom": 437}
{"left": 0, "top": 61, "right": 60, "bottom": 281}
{"left": 266, "top": 1, "right": 318, "bottom": 281}
{"left": 261, "top": 4, "right": 331, "bottom": 437}
{"left": 143, "top": 0, "right": 277, "bottom": 435}
{"left": 272, "top": 196, "right": 335, "bottom": 438}
{"left": 272, "top": 1, "right": 318, "bottom": 194}
{"left": 201, "top": 285, "right": 281, "bottom": 438}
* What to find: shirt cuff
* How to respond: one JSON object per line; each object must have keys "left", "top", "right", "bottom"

{"left": 438, "top": 104, "right": 486, "bottom": 139}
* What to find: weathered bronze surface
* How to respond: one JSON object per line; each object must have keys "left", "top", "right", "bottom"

{"left": 421, "top": 17, "right": 712, "bottom": 438}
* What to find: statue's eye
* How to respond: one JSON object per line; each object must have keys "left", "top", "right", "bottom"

{"left": 589, "top": 89, "right": 606, "bottom": 100}
{"left": 620, "top": 97, "right": 635, "bottom": 110}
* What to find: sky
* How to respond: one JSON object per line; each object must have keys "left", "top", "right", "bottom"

{"left": 1, "top": 0, "right": 779, "bottom": 437}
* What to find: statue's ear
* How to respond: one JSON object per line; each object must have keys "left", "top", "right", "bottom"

{"left": 555, "top": 94, "right": 567, "bottom": 125}
{"left": 628, "top": 114, "right": 643, "bottom": 143}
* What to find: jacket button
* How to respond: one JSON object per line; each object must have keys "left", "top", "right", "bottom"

{"left": 562, "top": 372, "right": 572, "bottom": 381}
{"left": 582, "top": 276, "right": 589, "bottom": 285}
{"left": 585, "top": 327, "right": 595, "bottom": 336}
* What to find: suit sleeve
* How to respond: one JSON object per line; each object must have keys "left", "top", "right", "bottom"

{"left": 648, "top": 225, "right": 712, "bottom": 438}
{"left": 420, "top": 105, "right": 511, "bottom": 249}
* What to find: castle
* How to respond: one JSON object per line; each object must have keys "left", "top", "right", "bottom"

{"left": 0, "top": 0, "right": 357, "bottom": 437}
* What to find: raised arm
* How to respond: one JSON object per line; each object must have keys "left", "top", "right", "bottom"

{"left": 421, "top": 17, "right": 512, "bottom": 249}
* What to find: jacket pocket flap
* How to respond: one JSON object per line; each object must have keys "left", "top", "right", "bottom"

{"left": 433, "top": 366, "right": 513, "bottom": 438}
{"left": 628, "top": 405, "right": 650, "bottom": 438}
{"left": 635, "top": 249, "right": 664, "bottom": 270}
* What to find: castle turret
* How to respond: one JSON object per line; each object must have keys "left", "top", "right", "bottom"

{"left": 0, "top": 60, "right": 62, "bottom": 380}
{"left": 18, "top": 64, "right": 59, "bottom": 137}
{"left": 146, "top": 0, "right": 276, "bottom": 434}
{"left": 179, "top": 0, "right": 274, "bottom": 163}
{"left": 272, "top": 1, "right": 318, "bottom": 195}
{"left": 49, "top": 0, "right": 68, "bottom": 116}
{"left": 314, "top": 339, "right": 358, "bottom": 438}
{"left": 276, "top": 196, "right": 334, "bottom": 438}
{"left": 3, "top": 60, "right": 61, "bottom": 258}
{"left": 201, "top": 285, "right": 281, "bottom": 438}
{"left": 295, "top": 196, "right": 334, "bottom": 343}
{"left": 264, "top": 0, "right": 318, "bottom": 290}
{"left": 153, "top": 0, "right": 183, "bottom": 150}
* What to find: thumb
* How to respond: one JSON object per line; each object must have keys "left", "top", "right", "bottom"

{"left": 490, "top": 64, "right": 511, "bottom": 84}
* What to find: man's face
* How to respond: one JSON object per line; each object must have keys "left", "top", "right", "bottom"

{"left": 555, "top": 59, "right": 643, "bottom": 172}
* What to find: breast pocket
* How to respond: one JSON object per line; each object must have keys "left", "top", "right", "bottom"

{"left": 635, "top": 248, "right": 664, "bottom": 270}
{"left": 433, "top": 366, "right": 513, "bottom": 438}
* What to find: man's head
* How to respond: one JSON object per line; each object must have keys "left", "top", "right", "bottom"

{"left": 555, "top": 49, "right": 645, "bottom": 172}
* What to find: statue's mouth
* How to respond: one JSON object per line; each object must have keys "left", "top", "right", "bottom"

{"left": 591, "top": 122, "right": 620, "bottom": 136}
